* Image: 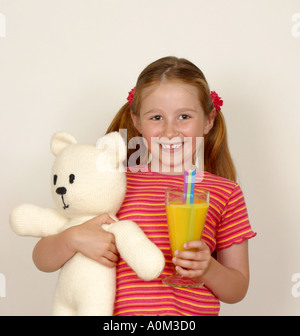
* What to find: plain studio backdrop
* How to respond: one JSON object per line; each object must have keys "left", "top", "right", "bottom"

{"left": 1, "top": 0, "right": 300, "bottom": 316}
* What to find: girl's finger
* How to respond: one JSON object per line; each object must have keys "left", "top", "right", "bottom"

{"left": 183, "top": 240, "right": 206, "bottom": 250}
{"left": 175, "top": 265, "right": 202, "bottom": 279}
{"left": 173, "top": 256, "right": 201, "bottom": 270}
{"left": 175, "top": 249, "right": 202, "bottom": 261}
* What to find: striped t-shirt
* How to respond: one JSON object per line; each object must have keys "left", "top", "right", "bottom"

{"left": 113, "top": 169, "right": 256, "bottom": 316}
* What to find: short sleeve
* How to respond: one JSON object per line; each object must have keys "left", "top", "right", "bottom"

{"left": 215, "top": 184, "right": 256, "bottom": 251}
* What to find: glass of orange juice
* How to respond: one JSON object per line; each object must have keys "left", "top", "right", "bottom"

{"left": 163, "top": 186, "right": 209, "bottom": 288}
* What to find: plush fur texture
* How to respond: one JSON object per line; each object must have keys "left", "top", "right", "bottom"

{"left": 10, "top": 131, "right": 165, "bottom": 315}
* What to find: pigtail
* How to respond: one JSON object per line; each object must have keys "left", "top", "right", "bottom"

{"left": 204, "top": 111, "right": 236, "bottom": 182}
{"left": 106, "top": 102, "right": 141, "bottom": 163}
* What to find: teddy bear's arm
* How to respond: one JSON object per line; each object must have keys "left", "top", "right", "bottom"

{"left": 103, "top": 220, "right": 165, "bottom": 281}
{"left": 10, "top": 203, "right": 67, "bottom": 237}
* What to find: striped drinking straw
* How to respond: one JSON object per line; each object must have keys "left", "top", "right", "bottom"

{"left": 183, "top": 169, "right": 196, "bottom": 204}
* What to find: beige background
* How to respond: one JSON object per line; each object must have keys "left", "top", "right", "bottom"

{"left": 1, "top": 0, "right": 300, "bottom": 315}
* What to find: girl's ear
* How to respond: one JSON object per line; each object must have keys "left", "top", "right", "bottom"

{"left": 130, "top": 111, "right": 142, "bottom": 134}
{"left": 203, "top": 108, "right": 216, "bottom": 135}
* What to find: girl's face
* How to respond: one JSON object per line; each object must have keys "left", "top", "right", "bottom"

{"left": 131, "top": 81, "right": 215, "bottom": 174}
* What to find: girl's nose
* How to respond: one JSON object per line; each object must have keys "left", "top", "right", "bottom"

{"left": 162, "top": 120, "right": 179, "bottom": 139}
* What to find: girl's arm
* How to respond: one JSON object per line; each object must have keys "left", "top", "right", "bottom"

{"left": 173, "top": 240, "right": 249, "bottom": 304}
{"left": 32, "top": 214, "right": 119, "bottom": 272}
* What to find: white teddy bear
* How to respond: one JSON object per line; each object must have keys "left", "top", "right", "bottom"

{"left": 10, "top": 131, "right": 165, "bottom": 316}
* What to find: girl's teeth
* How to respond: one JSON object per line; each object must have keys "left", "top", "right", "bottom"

{"left": 161, "top": 144, "right": 182, "bottom": 149}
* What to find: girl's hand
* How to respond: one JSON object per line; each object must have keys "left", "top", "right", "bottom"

{"left": 68, "top": 213, "right": 119, "bottom": 268}
{"left": 172, "top": 240, "right": 211, "bottom": 279}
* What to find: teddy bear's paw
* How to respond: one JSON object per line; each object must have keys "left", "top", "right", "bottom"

{"left": 108, "top": 220, "right": 165, "bottom": 281}
{"left": 10, "top": 204, "right": 38, "bottom": 236}
{"left": 133, "top": 246, "right": 165, "bottom": 281}
{"left": 10, "top": 204, "right": 66, "bottom": 237}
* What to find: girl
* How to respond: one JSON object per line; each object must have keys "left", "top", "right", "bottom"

{"left": 33, "top": 56, "right": 256, "bottom": 316}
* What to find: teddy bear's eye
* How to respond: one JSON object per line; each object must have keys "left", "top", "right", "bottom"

{"left": 69, "top": 174, "right": 75, "bottom": 184}
{"left": 53, "top": 174, "right": 57, "bottom": 185}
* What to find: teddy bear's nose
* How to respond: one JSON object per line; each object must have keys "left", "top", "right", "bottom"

{"left": 56, "top": 187, "right": 67, "bottom": 195}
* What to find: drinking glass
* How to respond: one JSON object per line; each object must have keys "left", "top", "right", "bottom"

{"left": 162, "top": 186, "right": 209, "bottom": 288}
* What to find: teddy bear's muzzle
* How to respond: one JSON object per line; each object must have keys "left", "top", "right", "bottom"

{"left": 56, "top": 187, "right": 69, "bottom": 209}
{"left": 56, "top": 187, "right": 67, "bottom": 195}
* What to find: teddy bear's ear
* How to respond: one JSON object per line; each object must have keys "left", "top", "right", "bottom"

{"left": 51, "top": 132, "right": 77, "bottom": 156}
{"left": 96, "top": 132, "right": 126, "bottom": 169}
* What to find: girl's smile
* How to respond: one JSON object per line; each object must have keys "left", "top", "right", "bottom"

{"left": 160, "top": 141, "right": 183, "bottom": 153}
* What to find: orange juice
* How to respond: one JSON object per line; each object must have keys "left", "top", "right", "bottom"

{"left": 166, "top": 199, "right": 209, "bottom": 255}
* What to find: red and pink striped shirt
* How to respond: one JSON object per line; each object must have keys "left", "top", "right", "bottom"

{"left": 113, "top": 169, "right": 256, "bottom": 316}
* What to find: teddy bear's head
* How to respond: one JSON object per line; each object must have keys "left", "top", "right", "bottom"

{"left": 50, "top": 132, "right": 127, "bottom": 218}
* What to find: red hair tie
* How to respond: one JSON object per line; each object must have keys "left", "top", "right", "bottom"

{"left": 127, "top": 87, "right": 135, "bottom": 105}
{"left": 210, "top": 91, "right": 223, "bottom": 112}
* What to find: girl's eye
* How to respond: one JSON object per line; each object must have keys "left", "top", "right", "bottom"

{"left": 151, "top": 115, "right": 162, "bottom": 121}
{"left": 179, "top": 114, "right": 190, "bottom": 120}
